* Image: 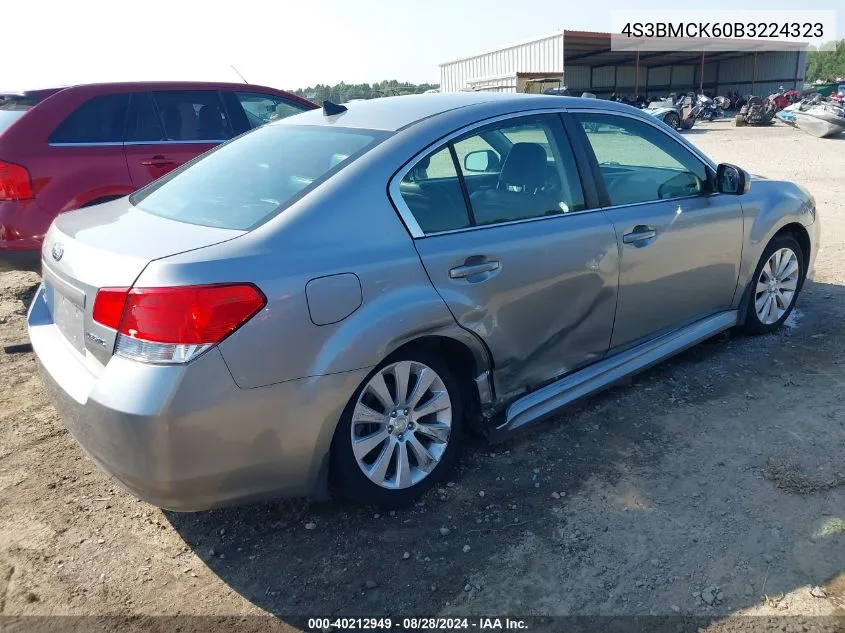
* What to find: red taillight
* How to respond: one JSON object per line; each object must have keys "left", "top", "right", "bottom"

{"left": 93, "top": 284, "right": 265, "bottom": 360}
{"left": 121, "top": 284, "right": 265, "bottom": 344}
{"left": 0, "top": 160, "right": 34, "bottom": 201}
{"left": 92, "top": 287, "right": 130, "bottom": 330}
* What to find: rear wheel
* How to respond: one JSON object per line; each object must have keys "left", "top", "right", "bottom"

{"left": 330, "top": 349, "right": 464, "bottom": 507}
{"left": 740, "top": 235, "right": 803, "bottom": 335}
{"left": 664, "top": 112, "right": 680, "bottom": 130}
{"left": 735, "top": 115, "right": 746, "bottom": 127}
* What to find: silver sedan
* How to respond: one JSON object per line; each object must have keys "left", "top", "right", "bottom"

{"left": 28, "top": 92, "right": 819, "bottom": 509}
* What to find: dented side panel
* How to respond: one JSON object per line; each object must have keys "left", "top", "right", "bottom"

{"left": 414, "top": 210, "right": 620, "bottom": 401}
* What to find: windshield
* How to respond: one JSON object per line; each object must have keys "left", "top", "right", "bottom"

{"left": 0, "top": 101, "right": 33, "bottom": 134}
{"left": 131, "top": 124, "right": 390, "bottom": 230}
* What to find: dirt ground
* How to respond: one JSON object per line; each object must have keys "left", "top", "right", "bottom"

{"left": 1, "top": 119, "right": 844, "bottom": 630}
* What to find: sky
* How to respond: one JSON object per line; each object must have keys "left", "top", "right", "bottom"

{"left": 3, "top": 0, "right": 842, "bottom": 93}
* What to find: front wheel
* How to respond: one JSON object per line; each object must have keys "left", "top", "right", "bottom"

{"left": 740, "top": 235, "right": 804, "bottom": 335}
{"left": 330, "top": 349, "right": 464, "bottom": 507}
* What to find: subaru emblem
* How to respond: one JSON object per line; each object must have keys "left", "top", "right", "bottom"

{"left": 51, "top": 242, "right": 64, "bottom": 262}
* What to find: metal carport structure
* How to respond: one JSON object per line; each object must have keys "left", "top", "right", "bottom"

{"left": 439, "top": 30, "right": 807, "bottom": 99}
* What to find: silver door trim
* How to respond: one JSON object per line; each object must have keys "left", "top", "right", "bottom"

{"left": 501, "top": 310, "right": 738, "bottom": 432}
{"left": 48, "top": 140, "right": 226, "bottom": 147}
{"left": 48, "top": 142, "right": 125, "bottom": 147}
{"left": 388, "top": 107, "right": 586, "bottom": 239}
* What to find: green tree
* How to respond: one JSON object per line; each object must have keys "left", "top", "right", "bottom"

{"left": 293, "top": 80, "right": 439, "bottom": 102}
{"left": 806, "top": 40, "right": 845, "bottom": 82}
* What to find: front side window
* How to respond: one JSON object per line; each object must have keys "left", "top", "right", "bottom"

{"left": 151, "top": 91, "right": 233, "bottom": 141}
{"left": 131, "top": 124, "right": 389, "bottom": 230}
{"left": 577, "top": 113, "right": 710, "bottom": 206}
{"left": 48, "top": 94, "right": 129, "bottom": 144}
{"left": 235, "top": 92, "right": 309, "bottom": 129}
{"left": 399, "top": 114, "right": 585, "bottom": 234}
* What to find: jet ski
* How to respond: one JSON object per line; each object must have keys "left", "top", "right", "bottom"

{"left": 776, "top": 104, "right": 798, "bottom": 127}
{"left": 785, "top": 96, "right": 845, "bottom": 138}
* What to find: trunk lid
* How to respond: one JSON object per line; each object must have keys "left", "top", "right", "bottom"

{"left": 40, "top": 198, "right": 243, "bottom": 370}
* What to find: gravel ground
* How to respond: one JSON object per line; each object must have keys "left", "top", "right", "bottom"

{"left": 1, "top": 119, "right": 844, "bottom": 630}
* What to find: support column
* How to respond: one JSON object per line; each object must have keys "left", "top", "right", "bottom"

{"left": 715, "top": 59, "right": 721, "bottom": 95}
{"left": 752, "top": 50, "right": 758, "bottom": 93}
{"left": 635, "top": 49, "right": 640, "bottom": 96}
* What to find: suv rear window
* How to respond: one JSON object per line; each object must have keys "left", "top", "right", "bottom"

{"left": 49, "top": 94, "right": 129, "bottom": 144}
{"left": 131, "top": 124, "right": 390, "bottom": 230}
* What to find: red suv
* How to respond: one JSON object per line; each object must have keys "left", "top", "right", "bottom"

{"left": 0, "top": 82, "right": 316, "bottom": 271}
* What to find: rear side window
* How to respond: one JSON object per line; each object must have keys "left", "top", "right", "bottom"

{"left": 152, "top": 91, "right": 233, "bottom": 141}
{"left": 125, "top": 92, "right": 165, "bottom": 142}
{"left": 399, "top": 146, "right": 471, "bottom": 234}
{"left": 131, "top": 124, "right": 389, "bottom": 230}
{"left": 49, "top": 94, "right": 129, "bottom": 144}
{"left": 398, "top": 114, "right": 585, "bottom": 234}
{"left": 235, "top": 92, "right": 309, "bottom": 129}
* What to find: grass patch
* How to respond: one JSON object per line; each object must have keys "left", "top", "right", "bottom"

{"left": 816, "top": 518, "right": 845, "bottom": 539}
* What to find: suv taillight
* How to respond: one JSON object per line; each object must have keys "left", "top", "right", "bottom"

{"left": 93, "top": 284, "right": 266, "bottom": 364}
{"left": 0, "top": 160, "right": 34, "bottom": 201}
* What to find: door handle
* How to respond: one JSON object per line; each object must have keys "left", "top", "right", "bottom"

{"left": 622, "top": 225, "right": 657, "bottom": 244}
{"left": 140, "top": 155, "right": 176, "bottom": 168}
{"left": 449, "top": 260, "right": 500, "bottom": 279}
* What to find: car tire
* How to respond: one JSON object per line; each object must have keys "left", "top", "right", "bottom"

{"left": 330, "top": 348, "right": 464, "bottom": 507}
{"left": 739, "top": 234, "right": 804, "bottom": 335}
{"left": 664, "top": 112, "right": 680, "bottom": 130}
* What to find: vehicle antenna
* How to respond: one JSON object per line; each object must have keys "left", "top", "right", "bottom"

{"left": 230, "top": 65, "right": 249, "bottom": 84}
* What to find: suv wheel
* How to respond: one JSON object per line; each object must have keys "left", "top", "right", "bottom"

{"left": 331, "top": 349, "right": 464, "bottom": 507}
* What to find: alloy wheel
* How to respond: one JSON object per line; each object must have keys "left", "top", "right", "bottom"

{"left": 350, "top": 360, "right": 452, "bottom": 490}
{"left": 754, "top": 247, "right": 799, "bottom": 325}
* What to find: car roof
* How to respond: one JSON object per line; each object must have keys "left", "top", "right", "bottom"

{"left": 278, "top": 92, "right": 637, "bottom": 132}
{"left": 2, "top": 82, "right": 314, "bottom": 106}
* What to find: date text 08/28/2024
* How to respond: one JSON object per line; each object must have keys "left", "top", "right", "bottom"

{"left": 306, "top": 617, "right": 529, "bottom": 630}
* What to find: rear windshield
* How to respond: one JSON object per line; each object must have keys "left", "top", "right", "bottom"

{"left": 0, "top": 100, "right": 35, "bottom": 134}
{"left": 131, "top": 124, "right": 390, "bottom": 230}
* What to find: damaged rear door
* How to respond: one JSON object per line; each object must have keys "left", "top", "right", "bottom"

{"left": 400, "top": 112, "right": 619, "bottom": 398}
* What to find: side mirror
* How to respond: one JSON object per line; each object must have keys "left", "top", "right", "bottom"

{"left": 464, "top": 149, "right": 500, "bottom": 173}
{"left": 716, "top": 163, "right": 750, "bottom": 195}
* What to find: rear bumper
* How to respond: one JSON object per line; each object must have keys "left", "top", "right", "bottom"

{"left": 28, "top": 284, "right": 368, "bottom": 511}
{"left": 0, "top": 199, "right": 47, "bottom": 271}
